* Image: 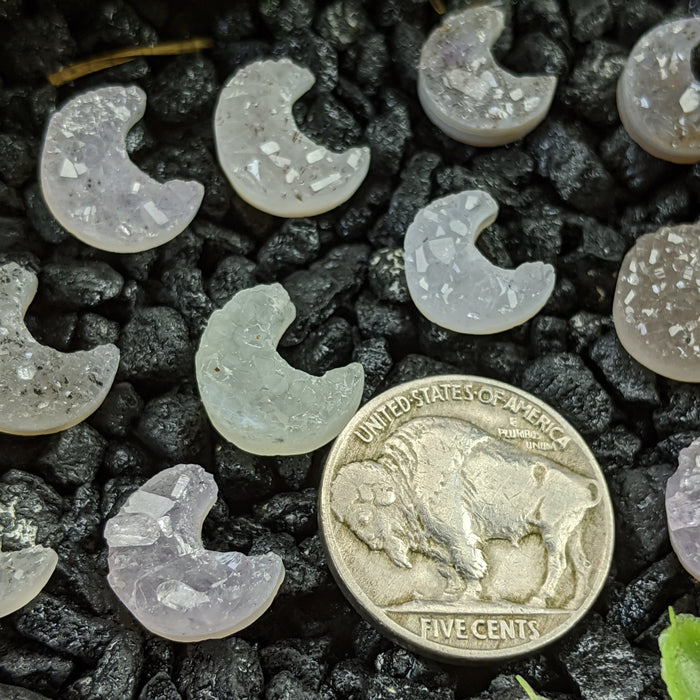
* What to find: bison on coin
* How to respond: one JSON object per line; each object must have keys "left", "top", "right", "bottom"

{"left": 330, "top": 416, "right": 600, "bottom": 609}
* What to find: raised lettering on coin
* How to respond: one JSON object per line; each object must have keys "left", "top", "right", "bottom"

{"left": 318, "top": 376, "right": 614, "bottom": 662}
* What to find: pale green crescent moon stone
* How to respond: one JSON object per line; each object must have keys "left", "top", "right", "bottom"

{"left": 195, "top": 282, "right": 364, "bottom": 456}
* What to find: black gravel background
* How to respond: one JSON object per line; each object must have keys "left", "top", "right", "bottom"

{"left": 0, "top": 0, "right": 699, "bottom": 698}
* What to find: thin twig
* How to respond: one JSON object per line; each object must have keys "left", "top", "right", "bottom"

{"left": 47, "top": 37, "right": 214, "bottom": 87}
{"left": 429, "top": 0, "right": 447, "bottom": 13}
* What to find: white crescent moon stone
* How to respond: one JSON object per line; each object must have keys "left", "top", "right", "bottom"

{"left": 214, "top": 59, "right": 371, "bottom": 217}
{"left": 418, "top": 7, "right": 557, "bottom": 146}
{"left": 613, "top": 224, "right": 700, "bottom": 383}
{"left": 40, "top": 85, "right": 204, "bottom": 253}
{"left": 666, "top": 437, "right": 700, "bottom": 582}
{"left": 105, "top": 463, "right": 285, "bottom": 642}
{"left": 195, "top": 283, "right": 364, "bottom": 456}
{"left": 404, "top": 191, "right": 556, "bottom": 334}
{"left": 618, "top": 18, "right": 700, "bottom": 164}
{"left": 0, "top": 545, "right": 58, "bottom": 617}
{"left": 0, "top": 263, "right": 119, "bottom": 435}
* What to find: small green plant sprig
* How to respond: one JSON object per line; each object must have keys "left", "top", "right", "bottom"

{"left": 659, "top": 607, "right": 700, "bottom": 700}
{"left": 516, "top": 675, "right": 547, "bottom": 700}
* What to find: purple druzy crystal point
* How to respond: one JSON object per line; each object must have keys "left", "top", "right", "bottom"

{"left": 666, "top": 437, "right": 700, "bottom": 582}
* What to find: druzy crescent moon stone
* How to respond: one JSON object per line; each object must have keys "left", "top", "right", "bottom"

{"left": 105, "top": 463, "right": 285, "bottom": 642}
{"left": 418, "top": 6, "right": 557, "bottom": 146}
{"left": 195, "top": 283, "right": 364, "bottom": 456}
{"left": 613, "top": 224, "right": 699, "bottom": 382}
{"left": 617, "top": 18, "right": 700, "bottom": 163}
{"left": 0, "top": 545, "right": 58, "bottom": 617}
{"left": 40, "top": 85, "right": 204, "bottom": 252}
{"left": 404, "top": 191, "right": 555, "bottom": 334}
{"left": 0, "top": 262, "right": 119, "bottom": 435}
{"left": 666, "top": 437, "right": 700, "bottom": 582}
{"left": 214, "top": 58, "right": 370, "bottom": 217}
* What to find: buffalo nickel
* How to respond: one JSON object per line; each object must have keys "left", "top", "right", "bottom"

{"left": 318, "top": 375, "right": 614, "bottom": 662}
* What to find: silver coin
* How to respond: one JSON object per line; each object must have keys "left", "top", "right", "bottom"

{"left": 318, "top": 375, "right": 615, "bottom": 662}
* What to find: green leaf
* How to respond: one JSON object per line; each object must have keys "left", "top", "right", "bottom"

{"left": 516, "top": 675, "right": 547, "bottom": 700}
{"left": 659, "top": 607, "right": 700, "bottom": 700}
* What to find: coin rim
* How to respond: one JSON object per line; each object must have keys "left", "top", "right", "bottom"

{"left": 318, "top": 374, "right": 615, "bottom": 663}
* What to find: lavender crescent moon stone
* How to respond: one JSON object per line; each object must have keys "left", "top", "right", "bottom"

{"left": 105, "top": 464, "right": 285, "bottom": 642}
{"left": 0, "top": 545, "right": 58, "bottom": 617}
{"left": 418, "top": 6, "right": 557, "bottom": 146}
{"left": 404, "top": 190, "right": 555, "bottom": 334}
{"left": 0, "top": 262, "right": 119, "bottom": 435}
{"left": 214, "top": 58, "right": 370, "bottom": 217}
{"left": 613, "top": 224, "right": 699, "bottom": 383}
{"left": 666, "top": 437, "right": 700, "bottom": 581}
{"left": 618, "top": 18, "right": 700, "bottom": 163}
{"left": 40, "top": 85, "right": 204, "bottom": 253}
{"left": 196, "top": 283, "right": 364, "bottom": 456}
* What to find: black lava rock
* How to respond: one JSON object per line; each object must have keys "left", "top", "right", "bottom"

{"left": 257, "top": 219, "right": 321, "bottom": 280}
{"left": 63, "top": 631, "right": 143, "bottom": 700}
{"left": 371, "top": 152, "right": 440, "bottom": 245}
{"left": 90, "top": 382, "right": 143, "bottom": 438}
{"left": 558, "top": 613, "right": 657, "bottom": 699}
{"left": 365, "top": 103, "right": 412, "bottom": 175}
{"left": 611, "top": 462, "right": 675, "bottom": 577}
{"left": 282, "top": 244, "right": 369, "bottom": 345}
{"left": 284, "top": 316, "right": 354, "bottom": 375}
{"left": 76, "top": 313, "right": 120, "bottom": 349}
{"left": 206, "top": 255, "right": 257, "bottom": 308}
{"left": 561, "top": 40, "right": 626, "bottom": 125}
{"left": 135, "top": 392, "right": 209, "bottom": 464}
{"left": 24, "top": 184, "right": 69, "bottom": 244}
{"left": 353, "top": 337, "right": 394, "bottom": 402}
{"left": 254, "top": 488, "right": 317, "bottom": 539}
{"left": 0, "top": 11, "right": 76, "bottom": 82}
{"left": 148, "top": 54, "right": 218, "bottom": 124}
{"left": 36, "top": 424, "right": 106, "bottom": 490}
{"left": 177, "top": 638, "right": 263, "bottom": 700}
{"left": 521, "top": 353, "right": 613, "bottom": 436}
{"left": 590, "top": 333, "right": 660, "bottom": 405}
{"left": 607, "top": 554, "right": 688, "bottom": 639}
{"left": 0, "top": 134, "right": 36, "bottom": 187}
{"left": 117, "top": 307, "right": 193, "bottom": 383}
{"left": 0, "top": 637, "right": 74, "bottom": 696}
{"left": 14, "top": 594, "right": 116, "bottom": 662}
{"left": 527, "top": 120, "right": 615, "bottom": 216}
{"left": 40, "top": 262, "right": 124, "bottom": 309}
{"left": 0, "top": 470, "right": 63, "bottom": 550}
{"left": 213, "top": 441, "right": 275, "bottom": 505}
{"left": 158, "top": 265, "right": 214, "bottom": 337}
{"left": 566, "top": 0, "right": 613, "bottom": 42}
{"left": 356, "top": 292, "right": 416, "bottom": 348}
{"left": 368, "top": 247, "right": 410, "bottom": 303}
{"left": 653, "top": 385, "right": 700, "bottom": 437}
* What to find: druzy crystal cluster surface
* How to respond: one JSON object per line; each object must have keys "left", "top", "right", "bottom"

{"left": 105, "top": 463, "right": 284, "bottom": 642}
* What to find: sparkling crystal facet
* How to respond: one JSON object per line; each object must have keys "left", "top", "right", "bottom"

{"left": 40, "top": 85, "right": 204, "bottom": 252}
{"left": 0, "top": 263, "right": 119, "bottom": 435}
{"left": 214, "top": 59, "right": 370, "bottom": 217}
{"left": 195, "top": 283, "right": 364, "bottom": 455}
{"left": 617, "top": 18, "right": 700, "bottom": 163}
{"left": 105, "top": 463, "right": 285, "bottom": 642}
{"left": 613, "top": 224, "right": 700, "bottom": 382}
{"left": 404, "top": 191, "right": 555, "bottom": 334}
{"left": 417, "top": 7, "right": 557, "bottom": 146}
{"left": 666, "top": 438, "right": 700, "bottom": 581}
{"left": 0, "top": 545, "right": 58, "bottom": 617}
